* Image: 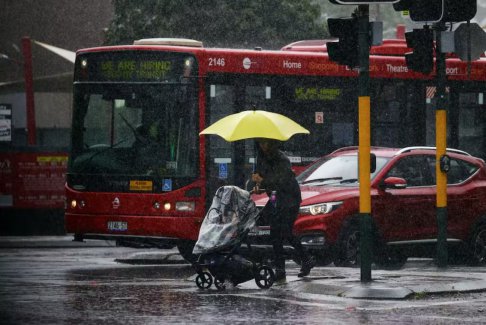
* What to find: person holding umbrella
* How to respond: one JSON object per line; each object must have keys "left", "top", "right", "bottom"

{"left": 200, "top": 109, "right": 313, "bottom": 283}
{"left": 252, "top": 138, "right": 315, "bottom": 282}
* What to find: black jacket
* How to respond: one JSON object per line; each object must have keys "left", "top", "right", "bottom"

{"left": 255, "top": 148, "right": 302, "bottom": 209}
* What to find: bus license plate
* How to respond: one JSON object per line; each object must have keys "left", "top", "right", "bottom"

{"left": 249, "top": 228, "right": 270, "bottom": 236}
{"left": 107, "top": 221, "right": 127, "bottom": 231}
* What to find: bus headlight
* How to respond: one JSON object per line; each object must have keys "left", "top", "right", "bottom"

{"left": 70, "top": 199, "right": 85, "bottom": 209}
{"left": 299, "top": 201, "right": 342, "bottom": 216}
{"left": 176, "top": 201, "right": 195, "bottom": 212}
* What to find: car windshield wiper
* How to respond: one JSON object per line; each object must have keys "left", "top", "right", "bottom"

{"left": 299, "top": 177, "right": 343, "bottom": 185}
{"left": 339, "top": 178, "right": 358, "bottom": 184}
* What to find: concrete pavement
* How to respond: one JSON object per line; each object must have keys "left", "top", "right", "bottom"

{"left": 2, "top": 235, "right": 486, "bottom": 300}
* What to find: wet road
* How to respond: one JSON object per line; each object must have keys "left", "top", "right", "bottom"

{"left": 1, "top": 245, "right": 486, "bottom": 324}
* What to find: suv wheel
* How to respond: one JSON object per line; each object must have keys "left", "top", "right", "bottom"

{"left": 334, "top": 222, "right": 360, "bottom": 267}
{"left": 469, "top": 223, "right": 486, "bottom": 265}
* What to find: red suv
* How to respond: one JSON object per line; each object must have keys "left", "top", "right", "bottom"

{"left": 254, "top": 146, "right": 486, "bottom": 267}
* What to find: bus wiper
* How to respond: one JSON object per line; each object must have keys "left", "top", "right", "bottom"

{"left": 299, "top": 177, "right": 342, "bottom": 185}
{"left": 77, "top": 139, "right": 129, "bottom": 172}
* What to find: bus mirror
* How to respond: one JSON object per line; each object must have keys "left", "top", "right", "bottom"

{"left": 370, "top": 153, "right": 376, "bottom": 173}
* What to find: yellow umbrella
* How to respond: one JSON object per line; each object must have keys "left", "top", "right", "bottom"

{"left": 199, "top": 110, "right": 309, "bottom": 141}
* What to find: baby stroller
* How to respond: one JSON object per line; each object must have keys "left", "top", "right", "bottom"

{"left": 192, "top": 186, "right": 275, "bottom": 290}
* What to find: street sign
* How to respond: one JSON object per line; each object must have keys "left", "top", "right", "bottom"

{"left": 454, "top": 23, "right": 486, "bottom": 61}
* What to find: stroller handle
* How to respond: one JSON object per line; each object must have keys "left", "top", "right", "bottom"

{"left": 250, "top": 188, "right": 266, "bottom": 195}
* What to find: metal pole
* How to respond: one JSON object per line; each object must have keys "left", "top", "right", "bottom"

{"left": 357, "top": 4, "right": 372, "bottom": 283}
{"left": 434, "top": 23, "right": 448, "bottom": 268}
{"left": 22, "top": 36, "right": 36, "bottom": 145}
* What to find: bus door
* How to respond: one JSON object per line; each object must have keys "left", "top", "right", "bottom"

{"left": 205, "top": 75, "right": 361, "bottom": 200}
{"left": 206, "top": 80, "right": 266, "bottom": 199}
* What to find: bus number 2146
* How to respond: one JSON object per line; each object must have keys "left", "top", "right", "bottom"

{"left": 208, "top": 57, "right": 225, "bottom": 67}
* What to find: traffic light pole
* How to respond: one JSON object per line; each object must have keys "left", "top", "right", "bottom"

{"left": 434, "top": 22, "right": 448, "bottom": 268}
{"left": 357, "top": 4, "right": 372, "bottom": 283}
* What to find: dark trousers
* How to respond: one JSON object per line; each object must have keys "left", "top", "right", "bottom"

{"left": 269, "top": 204, "right": 309, "bottom": 273}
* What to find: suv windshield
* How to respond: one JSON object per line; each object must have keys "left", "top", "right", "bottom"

{"left": 68, "top": 82, "right": 198, "bottom": 192}
{"left": 296, "top": 154, "right": 389, "bottom": 186}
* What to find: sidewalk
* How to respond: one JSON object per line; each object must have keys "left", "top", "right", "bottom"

{"left": 120, "top": 250, "right": 486, "bottom": 299}
{"left": 283, "top": 264, "right": 486, "bottom": 299}
{"left": 2, "top": 235, "right": 486, "bottom": 300}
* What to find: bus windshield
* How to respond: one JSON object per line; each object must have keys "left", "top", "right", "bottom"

{"left": 68, "top": 82, "right": 198, "bottom": 192}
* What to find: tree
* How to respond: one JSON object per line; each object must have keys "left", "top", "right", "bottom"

{"left": 104, "top": 0, "right": 326, "bottom": 49}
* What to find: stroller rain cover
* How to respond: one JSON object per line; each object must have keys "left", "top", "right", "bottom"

{"left": 193, "top": 186, "right": 259, "bottom": 254}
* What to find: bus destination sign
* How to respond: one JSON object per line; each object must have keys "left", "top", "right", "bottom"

{"left": 76, "top": 51, "right": 197, "bottom": 82}
{"left": 100, "top": 60, "right": 172, "bottom": 80}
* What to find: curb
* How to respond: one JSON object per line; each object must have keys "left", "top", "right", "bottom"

{"left": 115, "top": 252, "right": 189, "bottom": 265}
{"left": 0, "top": 236, "right": 116, "bottom": 248}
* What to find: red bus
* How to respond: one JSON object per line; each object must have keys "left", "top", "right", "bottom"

{"left": 65, "top": 38, "right": 486, "bottom": 259}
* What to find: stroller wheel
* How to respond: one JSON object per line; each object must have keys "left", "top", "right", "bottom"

{"left": 255, "top": 265, "right": 275, "bottom": 289}
{"left": 214, "top": 277, "right": 226, "bottom": 291}
{"left": 195, "top": 271, "right": 213, "bottom": 289}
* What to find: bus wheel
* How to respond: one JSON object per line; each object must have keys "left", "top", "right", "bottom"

{"left": 177, "top": 240, "right": 196, "bottom": 263}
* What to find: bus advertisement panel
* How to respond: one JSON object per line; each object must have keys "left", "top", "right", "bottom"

{"left": 0, "top": 152, "right": 67, "bottom": 209}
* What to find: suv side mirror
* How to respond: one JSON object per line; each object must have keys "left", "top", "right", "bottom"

{"left": 380, "top": 176, "right": 407, "bottom": 190}
{"left": 370, "top": 153, "right": 376, "bottom": 173}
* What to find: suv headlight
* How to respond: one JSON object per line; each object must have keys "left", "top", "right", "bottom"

{"left": 299, "top": 201, "right": 343, "bottom": 215}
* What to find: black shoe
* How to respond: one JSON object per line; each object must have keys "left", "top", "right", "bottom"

{"left": 274, "top": 270, "right": 287, "bottom": 284}
{"left": 298, "top": 257, "right": 315, "bottom": 278}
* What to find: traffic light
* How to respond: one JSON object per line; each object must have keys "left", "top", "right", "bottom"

{"left": 393, "top": 0, "right": 477, "bottom": 22}
{"left": 327, "top": 16, "right": 359, "bottom": 68}
{"left": 405, "top": 28, "right": 434, "bottom": 74}
{"left": 442, "top": 0, "right": 476, "bottom": 22}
